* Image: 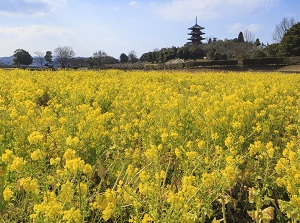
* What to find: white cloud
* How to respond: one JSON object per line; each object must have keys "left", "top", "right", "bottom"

{"left": 226, "top": 23, "right": 244, "bottom": 34}
{"left": 0, "top": 0, "right": 68, "bottom": 17}
{"left": 154, "top": 0, "right": 278, "bottom": 21}
{"left": 112, "top": 6, "right": 122, "bottom": 11}
{"left": 129, "top": 1, "right": 140, "bottom": 8}
{"left": 0, "top": 25, "right": 70, "bottom": 38}
{"left": 226, "top": 22, "right": 262, "bottom": 34}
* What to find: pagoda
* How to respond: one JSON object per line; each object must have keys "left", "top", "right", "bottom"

{"left": 187, "top": 17, "right": 205, "bottom": 44}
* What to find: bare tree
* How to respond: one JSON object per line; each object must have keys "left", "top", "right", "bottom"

{"left": 128, "top": 50, "right": 138, "bottom": 63}
{"left": 34, "top": 51, "right": 45, "bottom": 68}
{"left": 54, "top": 46, "right": 75, "bottom": 68}
{"left": 273, "top": 17, "right": 296, "bottom": 43}
{"left": 93, "top": 50, "right": 107, "bottom": 58}
{"left": 244, "top": 30, "right": 255, "bottom": 43}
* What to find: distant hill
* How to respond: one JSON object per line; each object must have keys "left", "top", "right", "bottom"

{"left": 0, "top": 56, "right": 50, "bottom": 67}
{"left": 0, "top": 56, "right": 14, "bottom": 66}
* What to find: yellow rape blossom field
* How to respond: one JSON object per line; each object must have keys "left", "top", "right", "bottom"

{"left": 0, "top": 69, "right": 300, "bottom": 222}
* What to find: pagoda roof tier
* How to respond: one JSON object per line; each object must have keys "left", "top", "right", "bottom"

{"left": 187, "top": 36, "right": 205, "bottom": 41}
{"left": 188, "top": 24, "right": 205, "bottom": 30}
{"left": 188, "top": 31, "right": 205, "bottom": 35}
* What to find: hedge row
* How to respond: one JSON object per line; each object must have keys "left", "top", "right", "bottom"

{"left": 241, "top": 57, "right": 288, "bottom": 66}
{"left": 185, "top": 60, "right": 238, "bottom": 68}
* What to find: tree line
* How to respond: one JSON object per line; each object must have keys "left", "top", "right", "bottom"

{"left": 11, "top": 17, "right": 300, "bottom": 68}
{"left": 141, "top": 17, "right": 299, "bottom": 63}
{"left": 12, "top": 46, "right": 139, "bottom": 68}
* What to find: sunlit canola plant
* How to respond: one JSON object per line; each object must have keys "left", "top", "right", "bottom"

{"left": 0, "top": 69, "right": 300, "bottom": 222}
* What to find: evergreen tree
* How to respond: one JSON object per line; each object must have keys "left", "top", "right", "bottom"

{"left": 13, "top": 49, "right": 33, "bottom": 68}
{"left": 280, "top": 22, "right": 300, "bottom": 56}
{"left": 237, "top": 32, "right": 245, "bottom": 43}
{"left": 44, "top": 51, "right": 53, "bottom": 65}
{"left": 120, "top": 53, "right": 129, "bottom": 63}
{"left": 255, "top": 38, "right": 261, "bottom": 46}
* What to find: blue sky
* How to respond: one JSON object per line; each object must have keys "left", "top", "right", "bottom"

{"left": 0, "top": 0, "right": 299, "bottom": 58}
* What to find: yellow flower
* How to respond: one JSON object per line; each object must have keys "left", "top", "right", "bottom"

{"left": 64, "top": 158, "right": 85, "bottom": 175}
{"left": 155, "top": 170, "right": 166, "bottom": 181}
{"left": 50, "top": 157, "right": 61, "bottom": 165}
{"left": 161, "top": 132, "right": 168, "bottom": 143}
{"left": 78, "top": 182, "right": 88, "bottom": 195}
{"left": 28, "top": 131, "right": 44, "bottom": 144}
{"left": 63, "top": 148, "right": 76, "bottom": 160}
{"left": 142, "top": 213, "right": 153, "bottom": 223}
{"left": 175, "top": 147, "right": 182, "bottom": 159}
{"left": 83, "top": 163, "right": 93, "bottom": 177}
{"left": 102, "top": 202, "right": 116, "bottom": 221}
{"left": 290, "top": 196, "right": 300, "bottom": 208}
{"left": 3, "top": 187, "right": 14, "bottom": 201}
{"left": 25, "top": 100, "right": 36, "bottom": 110}
{"left": 66, "top": 136, "right": 79, "bottom": 147}
{"left": 186, "top": 151, "right": 198, "bottom": 160}
{"left": 31, "top": 149, "right": 43, "bottom": 161}
{"left": 63, "top": 207, "right": 81, "bottom": 223}
{"left": 249, "top": 141, "right": 263, "bottom": 157}
{"left": 266, "top": 142, "right": 275, "bottom": 158}
{"left": 33, "top": 191, "right": 63, "bottom": 221}
{"left": 1, "top": 149, "right": 15, "bottom": 163}
{"left": 224, "top": 135, "right": 234, "bottom": 147}
{"left": 9, "top": 157, "right": 26, "bottom": 172}
{"left": 19, "top": 177, "right": 39, "bottom": 193}
{"left": 58, "top": 180, "right": 74, "bottom": 204}
{"left": 139, "top": 170, "right": 150, "bottom": 182}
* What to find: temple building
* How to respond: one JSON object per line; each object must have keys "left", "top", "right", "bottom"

{"left": 187, "top": 17, "right": 205, "bottom": 44}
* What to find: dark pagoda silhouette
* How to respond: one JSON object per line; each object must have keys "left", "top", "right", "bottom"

{"left": 187, "top": 17, "right": 205, "bottom": 44}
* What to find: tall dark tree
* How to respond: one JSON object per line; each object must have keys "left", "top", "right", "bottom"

{"left": 44, "top": 51, "right": 53, "bottom": 65}
{"left": 280, "top": 22, "right": 300, "bottom": 56}
{"left": 273, "top": 17, "right": 296, "bottom": 43}
{"left": 237, "top": 32, "right": 245, "bottom": 43}
{"left": 120, "top": 53, "right": 129, "bottom": 63}
{"left": 13, "top": 49, "right": 33, "bottom": 68}
{"left": 54, "top": 46, "right": 75, "bottom": 68}
{"left": 255, "top": 38, "right": 261, "bottom": 46}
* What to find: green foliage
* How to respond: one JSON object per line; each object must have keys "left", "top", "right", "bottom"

{"left": 280, "top": 22, "right": 300, "bottom": 56}
{"left": 85, "top": 51, "right": 117, "bottom": 69}
{"left": 120, "top": 53, "right": 129, "bottom": 63}
{"left": 250, "top": 49, "right": 267, "bottom": 59}
{"left": 207, "top": 48, "right": 227, "bottom": 60}
{"left": 140, "top": 45, "right": 205, "bottom": 63}
{"left": 13, "top": 49, "right": 33, "bottom": 67}
{"left": 264, "top": 43, "right": 282, "bottom": 57}
{"left": 44, "top": 51, "right": 53, "bottom": 65}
